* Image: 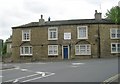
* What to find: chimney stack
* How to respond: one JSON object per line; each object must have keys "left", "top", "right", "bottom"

{"left": 39, "top": 14, "right": 45, "bottom": 25}
{"left": 94, "top": 10, "right": 102, "bottom": 20}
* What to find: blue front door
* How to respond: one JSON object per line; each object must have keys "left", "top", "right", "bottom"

{"left": 63, "top": 46, "right": 68, "bottom": 59}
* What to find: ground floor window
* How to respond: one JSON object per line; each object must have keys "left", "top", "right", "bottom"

{"left": 75, "top": 44, "right": 91, "bottom": 55}
{"left": 20, "top": 46, "right": 32, "bottom": 55}
{"left": 48, "top": 45, "right": 58, "bottom": 55}
{"left": 111, "top": 43, "right": 120, "bottom": 53}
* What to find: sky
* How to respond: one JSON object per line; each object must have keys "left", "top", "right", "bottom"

{"left": 0, "top": 0, "right": 119, "bottom": 41}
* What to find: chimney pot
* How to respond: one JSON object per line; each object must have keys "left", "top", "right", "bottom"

{"left": 41, "top": 15, "right": 43, "bottom": 19}
{"left": 95, "top": 10, "right": 97, "bottom": 13}
{"left": 48, "top": 17, "right": 51, "bottom": 21}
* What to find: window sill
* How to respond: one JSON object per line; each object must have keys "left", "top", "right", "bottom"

{"left": 111, "top": 52, "right": 120, "bottom": 54}
{"left": 48, "top": 39, "right": 58, "bottom": 40}
{"left": 22, "top": 40, "right": 30, "bottom": 42}
{"left": 77, "top": 38, "right": 88, "bottom": 39}
{"left": 75, "top": 54, "right": 91, "bottom": 55}
{"left": 20, "top": 54, "right": 33, "bottom": 56}
{"left": 111, "top": 38, "right": 120, "bottom": 39}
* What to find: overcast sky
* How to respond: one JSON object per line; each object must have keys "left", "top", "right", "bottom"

{"left": 0, "top": 0, "right": 119, "bottom": 41}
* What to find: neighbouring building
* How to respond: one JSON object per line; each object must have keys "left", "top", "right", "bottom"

{"left": 12, "top": 10, "right": 120, "bottom": 62}
{"left": 6, "top": 35, "right": 12, "bottom": 54}
{"left": 0, "top": 39, "right": 3, "bottom": 56}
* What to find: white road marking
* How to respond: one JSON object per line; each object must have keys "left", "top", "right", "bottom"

{"left": 5, "top": 73, "right": 39, "bottom": 82}
{"left": 0, "top": 75, "right": 3, "bottom": 77}
{"left": 72, "top": 63, "right": 85, "bottom": 65}
{"left": 5, "top": 72, "right": 55, "bottom": 82}
{"left": 22, "top": 73, "right": 55, "bottom": 82}
{"left": 25, "top": 63, "right": 46, "bottom": 64}
{"left": 103, "top": 74, "right": 119, "bottom": 82}
{"left": 21, "top": 69, "right": 28, "bottom": 72}
{"left": 36, "top": 72, "right": 45, "bottom": 76}
{"left": 13, "top": 79, "right": 19, "bottom": 83}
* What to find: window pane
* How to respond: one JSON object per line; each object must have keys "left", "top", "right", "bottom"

{"left": 53, "top": 32, "right": 56, "bottom": 38}
{"left": 30, "top": 47, "right": 32, "bottom": 54}
{"left": 50, "top": 32, "right": 53, "bottom": 38}
{"left": 75, "top": 44, "right": 91, "bottom": 55}
{"left": 112, "top": 48, "right": 116, "bottom": 52}
{"left": 75, "top": 46, "right": 79, "bottom": 55}
{"left": 21, "top": 47, "right": 24, "bottom": 54}
{"left": 112, "top": 44, "right": 116, "bottom": 47}
{"left": 79, "top": 28, "right": 86, "bottom": 38}
{"left": 24, "top": 33, "right": 26, "bottom": 40}
{"left": 111, "top": 29, "right": 116, "bottom": 33}
{"left": 117, "top": 29, "right": 120, "bottom": 38}
{"left": 118, "top": 44, "right": 120, "bottom": 52}
{"left": 26, "top": 33, "right": 30, "bottom": 40}
{"left": 80, "top": 45, "right": 86, "bottom": 54}
{"left": 48, "top": 45, "right": 58, "bottom": 55}
{"left": 50, "top": 29, "right": 56, "bottom": 31}
{"left": 49, "top": 50, "right": 53, "bottom": 54}
{"left": 112, "top": 44, "right": 116, "bottom": 52}
{"left": 112, "top": 34, "right": 116, "bottom": 38}
{"left": 49, "top": 28, "right": 57, "bottom": 39}
{"left": 111, "top": 29, "right": 116, "bottom": 38}
{"left": 25, "top": 47, "right": 29, "bottom": 54}
{"left": 23, "top": 30, "right": 30, "bottom": 41}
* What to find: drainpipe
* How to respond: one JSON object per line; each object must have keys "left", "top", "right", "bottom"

{"left": 98, "top": 24, "right": 101, "bottom": 58}
{"left": 95, "top": 10, "right": 101, "bottom": 58}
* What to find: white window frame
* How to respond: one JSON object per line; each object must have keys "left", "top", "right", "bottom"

{"left": 48, "top": 27, "right": 58, "bottom": 40}
{"left": 110, "top": 28, "right": 120, "bottom": 39}
{"left": 20, "top": 46, "right": 33, "bottom": 55}
{"left": 77, "top": 26, "right": 88, "bottom": 39}
{"left": 75, "top": 44, "right": 91, "bottom": 55}
{"left": 22, "top": 30, "right": 31, "bottom": 41}
{"left": 48, "top": 45, "right": 58, "bottom": 55}
{"left": 111, "top": 43, "right": 120, "bottom": 53}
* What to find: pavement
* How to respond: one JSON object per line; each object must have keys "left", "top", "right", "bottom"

{"left": 0, "top": 63, "right": 15, "bottom": 70}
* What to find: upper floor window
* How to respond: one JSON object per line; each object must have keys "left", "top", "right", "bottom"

{"left": 20, "top": 46, "right": 32, "bottom": 55}
{"left": 22, "top": 30, "right": 31, "bottom": 41}
{"left": 75, "top": 44, "right": 91, "bottom": 55}
{"left": 111, "top": 43, "right": 120, "bottom": 53}
{"left": 48, "top": 27, "right": 58, "bottom": 40}
{"left": 110, "top": 28, "right": 120, "bottom": 39}
{"left": 77, "top": 26, "right": 88, "bottom": 39}
{"left": 48, "top": 45, "right": 58, "bottom": 55}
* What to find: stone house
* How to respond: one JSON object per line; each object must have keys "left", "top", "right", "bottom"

{"left": 6, "top": 35, "right": 12, "bottom": 54}
{"left": 0, "top": 39, "right": 3, "bottom": 56}
{"left": 12, "top": 10, "right": 120, "bottom": 62}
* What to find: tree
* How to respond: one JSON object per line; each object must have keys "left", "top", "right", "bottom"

{"left": 105, "top": 6, "right": 120, "bottom": 23}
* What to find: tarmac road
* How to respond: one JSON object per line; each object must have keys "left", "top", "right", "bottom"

{"left": 1, "top": 57, "right": 119, "bottom": 83}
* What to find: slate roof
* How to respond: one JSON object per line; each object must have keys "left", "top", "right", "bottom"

{"left": 12, "top": 19, "right": 116, "bottom": 29}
